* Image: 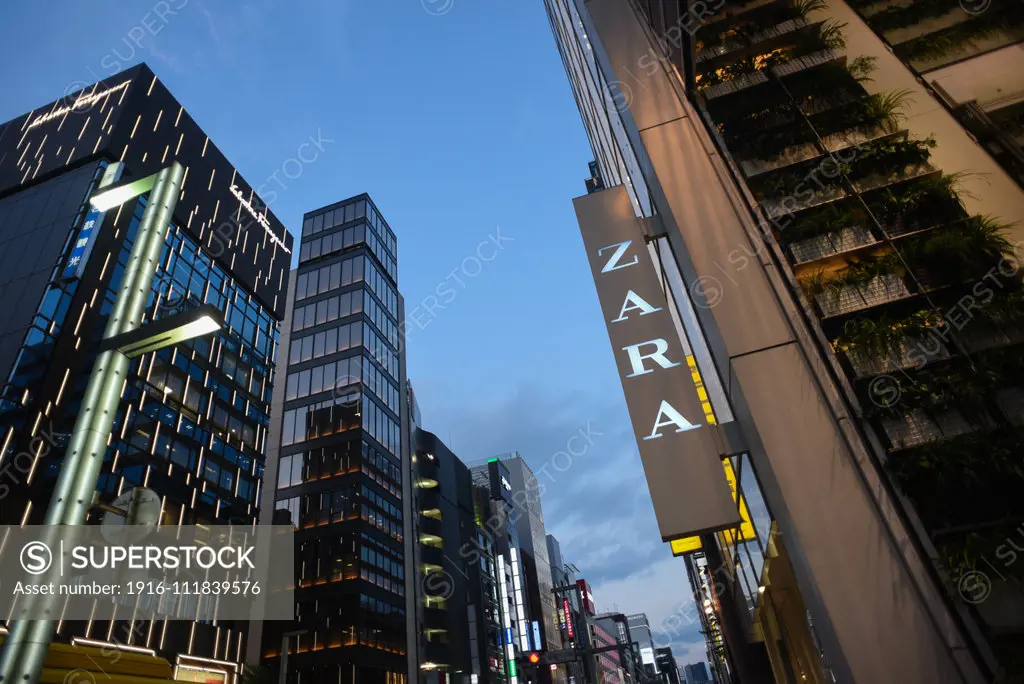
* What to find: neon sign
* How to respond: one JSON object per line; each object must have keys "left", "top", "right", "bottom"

{"left": 28, "top": 81, "right": 131, "bottom": 129}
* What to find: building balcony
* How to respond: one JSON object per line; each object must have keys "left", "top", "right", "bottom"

{"left": 789, "top": 226, "right": 878, "bottom": 265}
{"left": 882, "top": 408, "right": 990, "bottom": 450}
{"left": 423, "top": 606, "right": 449, "bottom": 630}
{"left": 697, "top": 18, "right": 813, "bottom": 70}
{"left": 420, "top": 544, "right": 445, "bottom": 567}
{"left": 416, "top": 452, "right": 438, "bottom": 478}
{"left": 422, "top": 639, "right": 451, "bottom": 668}
{"left": 419, "top": 515, "right": 443, "bottom": 538}
{"left": 417, "top": 486, "right": 440, "bottom": 511}
{"left": 842, "top": 334, "right": 951, "bottom": 379}
{"left": 814, "top": 274, "right": 911, "bottom": 319}
{"left": 702, "top": 48, "right": 841, "bottom": 101}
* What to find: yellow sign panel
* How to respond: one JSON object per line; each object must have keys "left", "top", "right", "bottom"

{"left": 671, "top": 458, "right": 756, "bottom": 556}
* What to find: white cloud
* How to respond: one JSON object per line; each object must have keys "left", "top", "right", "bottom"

{"left": 590, "top": 555, "right": 701, "bottom": 638}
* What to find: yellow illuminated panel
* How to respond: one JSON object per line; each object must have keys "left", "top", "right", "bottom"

{"left": 671, "top": 458, "right": 756, "bottom": 556}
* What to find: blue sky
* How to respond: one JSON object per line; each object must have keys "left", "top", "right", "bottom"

{"left": 0, "top": 0, "right": 707, "bottom": 667}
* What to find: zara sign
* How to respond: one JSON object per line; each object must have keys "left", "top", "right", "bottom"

{"left": 574, "top": 186, "right": 739, "bottom": 539}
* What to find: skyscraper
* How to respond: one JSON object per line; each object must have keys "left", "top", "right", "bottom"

{"left": 0, "top": 63, "right": 292, "bottom": 680}
{"left": 625, "top": 615, "right": 656, "bottom": 684}
{"left": 260, "top": 194, "right": 410, "bottom": 684}
{"left": 470, "top": 458, "right": 529, "bottom": 684}
{"left": 545, "top": 0, "right": 1024, "bottom": 681}
{"left": 682, "top": 663, "right": 709, "bottom": 684}
{"left": 499, "top": 454, "right": 561, "bottom": 682}
{"left": 653, "top": 648, "right": 680, "bottom": 684}
{"left": 411, "top": 427, "right": 505, "bottom": 684}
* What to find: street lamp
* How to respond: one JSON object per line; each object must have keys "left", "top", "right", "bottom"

{"left": 0, "top": 161, "right": 223, "bottom": 684}
{"left": 278, "top": 630, "right": 309, "bottom": 684}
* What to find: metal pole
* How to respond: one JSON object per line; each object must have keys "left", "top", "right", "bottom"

{"left": 0, "top": 162, "right": 184, "bottom": 684}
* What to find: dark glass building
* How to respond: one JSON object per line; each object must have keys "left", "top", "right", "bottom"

{"left": 412, "top": 427, "right": 503, "bottom": 684}
{"left": 0, "top": 63, "right": 293, "bottom": 679}
{"left": 261, "top": 194, "right": 410, "bottom": 684}
{"left": 470, "top": 459, "right": 526, "bottom": 684}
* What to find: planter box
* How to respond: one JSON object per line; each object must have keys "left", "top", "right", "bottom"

{"left": 843, "top": 334, "right": 950, "bottom": 378}
{"left": 742, "top": 122, "right": 900, "bottom": 177}
{"left": 815, "top": 273, "right": 910, "bottom": 317}
{"left": 790, "top": 225, "right": 877, "bottom": 264}
{"left": 882, "top": 408, "right": 978, "bottom": 449}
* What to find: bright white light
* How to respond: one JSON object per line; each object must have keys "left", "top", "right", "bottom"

{"left": 89, "top": 185, "right": 142, "bottom": 211}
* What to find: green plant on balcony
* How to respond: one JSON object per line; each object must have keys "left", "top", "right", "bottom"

{"left": 792, "top": 0, "right": 827, "bottom": 19}
{"left": 866, "top": 0, "right": 964, "bottom": 33}
{"left": 872, "top": 361, "right": 995, "bottom": 422}
{"left": 817, "top": 20, "right": 848, "bottom": 50}
{"left": 781, "top": 202, "right": 862, "bottom": 242}
{"left": 802, "top": 251, "right": 903, "bottom": 301}
{"left": 850, "top": 136, "right": 936, "bottom": 178}
{"left": 869, "top": 173, "right": 971, "bottom": 231}
{"left": 834, "top": 310, "right": 939, "bottom": 359}
{"left": 897, "top": 4, "right": 1024, "bottom": 63}
{"left": 902, "top": 216, "right": 1016, "bottom": 283}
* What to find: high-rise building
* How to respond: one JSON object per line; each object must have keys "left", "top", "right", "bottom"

{"left": 470, "top": 459, "right": 529, "bottom": 684}
{"left": 682, "top": 663, "right": 709, "bottom": 684}
{"left": 654, "top": 648, "right": 680, "bottom": 684}
{"left": 545, "top": 0, "right": 1024, "bottom": 681}
{"left": 260, "top": 194, "right": 410, "bottom": 684}
{"left": 593, "top": 613, "right": 640, "bottom": 684}
{"left": 499, "top": 454, "right": 561, "bottom": 681}
{"left": 0, "top": 63, "right": 292, "bottom": 680}
{"left": 624, "top": 615, "right": 657, "bottom": 683}
{"left": 411, "top": 426, "right": 504, "bottom": 684}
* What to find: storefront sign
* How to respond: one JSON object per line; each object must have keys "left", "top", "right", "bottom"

{"left": 574, "top": 186, "right": 738, "bottom": 540}
{"left": 28, "top": 81, "right": 131, "bottom": 129}
{"left": 62, "top": 163, "right": 123, "bottom": 281}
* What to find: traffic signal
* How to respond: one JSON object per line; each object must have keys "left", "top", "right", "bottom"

{"left": 528, "top": 653, "right": 541, "bottom": 664}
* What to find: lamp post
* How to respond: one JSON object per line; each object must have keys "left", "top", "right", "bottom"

{"left": 0, "top": 161, "right": 223, "bottom": 684}
{"left": 278, "top": 630, "right": 309, "bottom": 684}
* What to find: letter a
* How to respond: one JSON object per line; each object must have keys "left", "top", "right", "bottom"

{"left": 612, "top": 290, "right": 662, "bottom": 323}
{"left": 643, "top": 400, "right": 701, "bottom": 440}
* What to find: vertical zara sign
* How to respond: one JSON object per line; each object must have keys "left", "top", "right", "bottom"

{"left": 574, "top": 187, "right": 739, "bottom": 540}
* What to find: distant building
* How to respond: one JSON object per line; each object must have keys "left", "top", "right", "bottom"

{"left": 653, "top": 649, "right": 680, "bottom": 684}
{"left": 625, "top": 614, "right": 657, "bottom": 683}
{"left": 682, "top": 663, "right": 709, "bottom": 684}
{"left": 412, "top": 428, "right": 504, "bottom": 684}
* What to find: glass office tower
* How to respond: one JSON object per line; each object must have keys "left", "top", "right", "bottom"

{"left": 263, "top": 194, "right": 410, "bottom": 684}
{"left": 0, "top": 63, "right": 292, "bottom": 681}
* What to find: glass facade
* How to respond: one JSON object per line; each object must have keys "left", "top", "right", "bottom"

{"left": 543, "top": 0, "right": 653, "bottom": 217}
{"left": 0, "top": 64, "right": 293, "bottom": 677}
{"left": 0, "top": 166, "right": 281, "bottom": 662}
{"left": 268, "top": 194, "right": 408, "bottom": 684}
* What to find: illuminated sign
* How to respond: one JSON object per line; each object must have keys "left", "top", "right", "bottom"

{"left": 229, "top": 184, "right": 291, "bottom": 254}
{"left": 532, "top": 621, "right": 542, "bottom": 651}
{"left": 563, "top": 598, "right": 574, "bottom": 638}
{"left": 671, "top": 458, "right": 758, "bottom": 556}
{"left": 28, "top": 81, "right": 131, "bottom": 129}
{"left": 62, "top": 163, "right": 123, "bottom": 281}
{"left": 576, "top": 579, "right": 595, "bottom": 615}
{"left": 640, "top": 647, "right": 655, "bottom": 665}
{"left": 501, "top": 476, "right": 512, "bottom": 491}
{"left": 62, "top": 207, "right": 103, "bottom": 281}
{"left": 574, "top": 186, "right": 739, "bottom": 539}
